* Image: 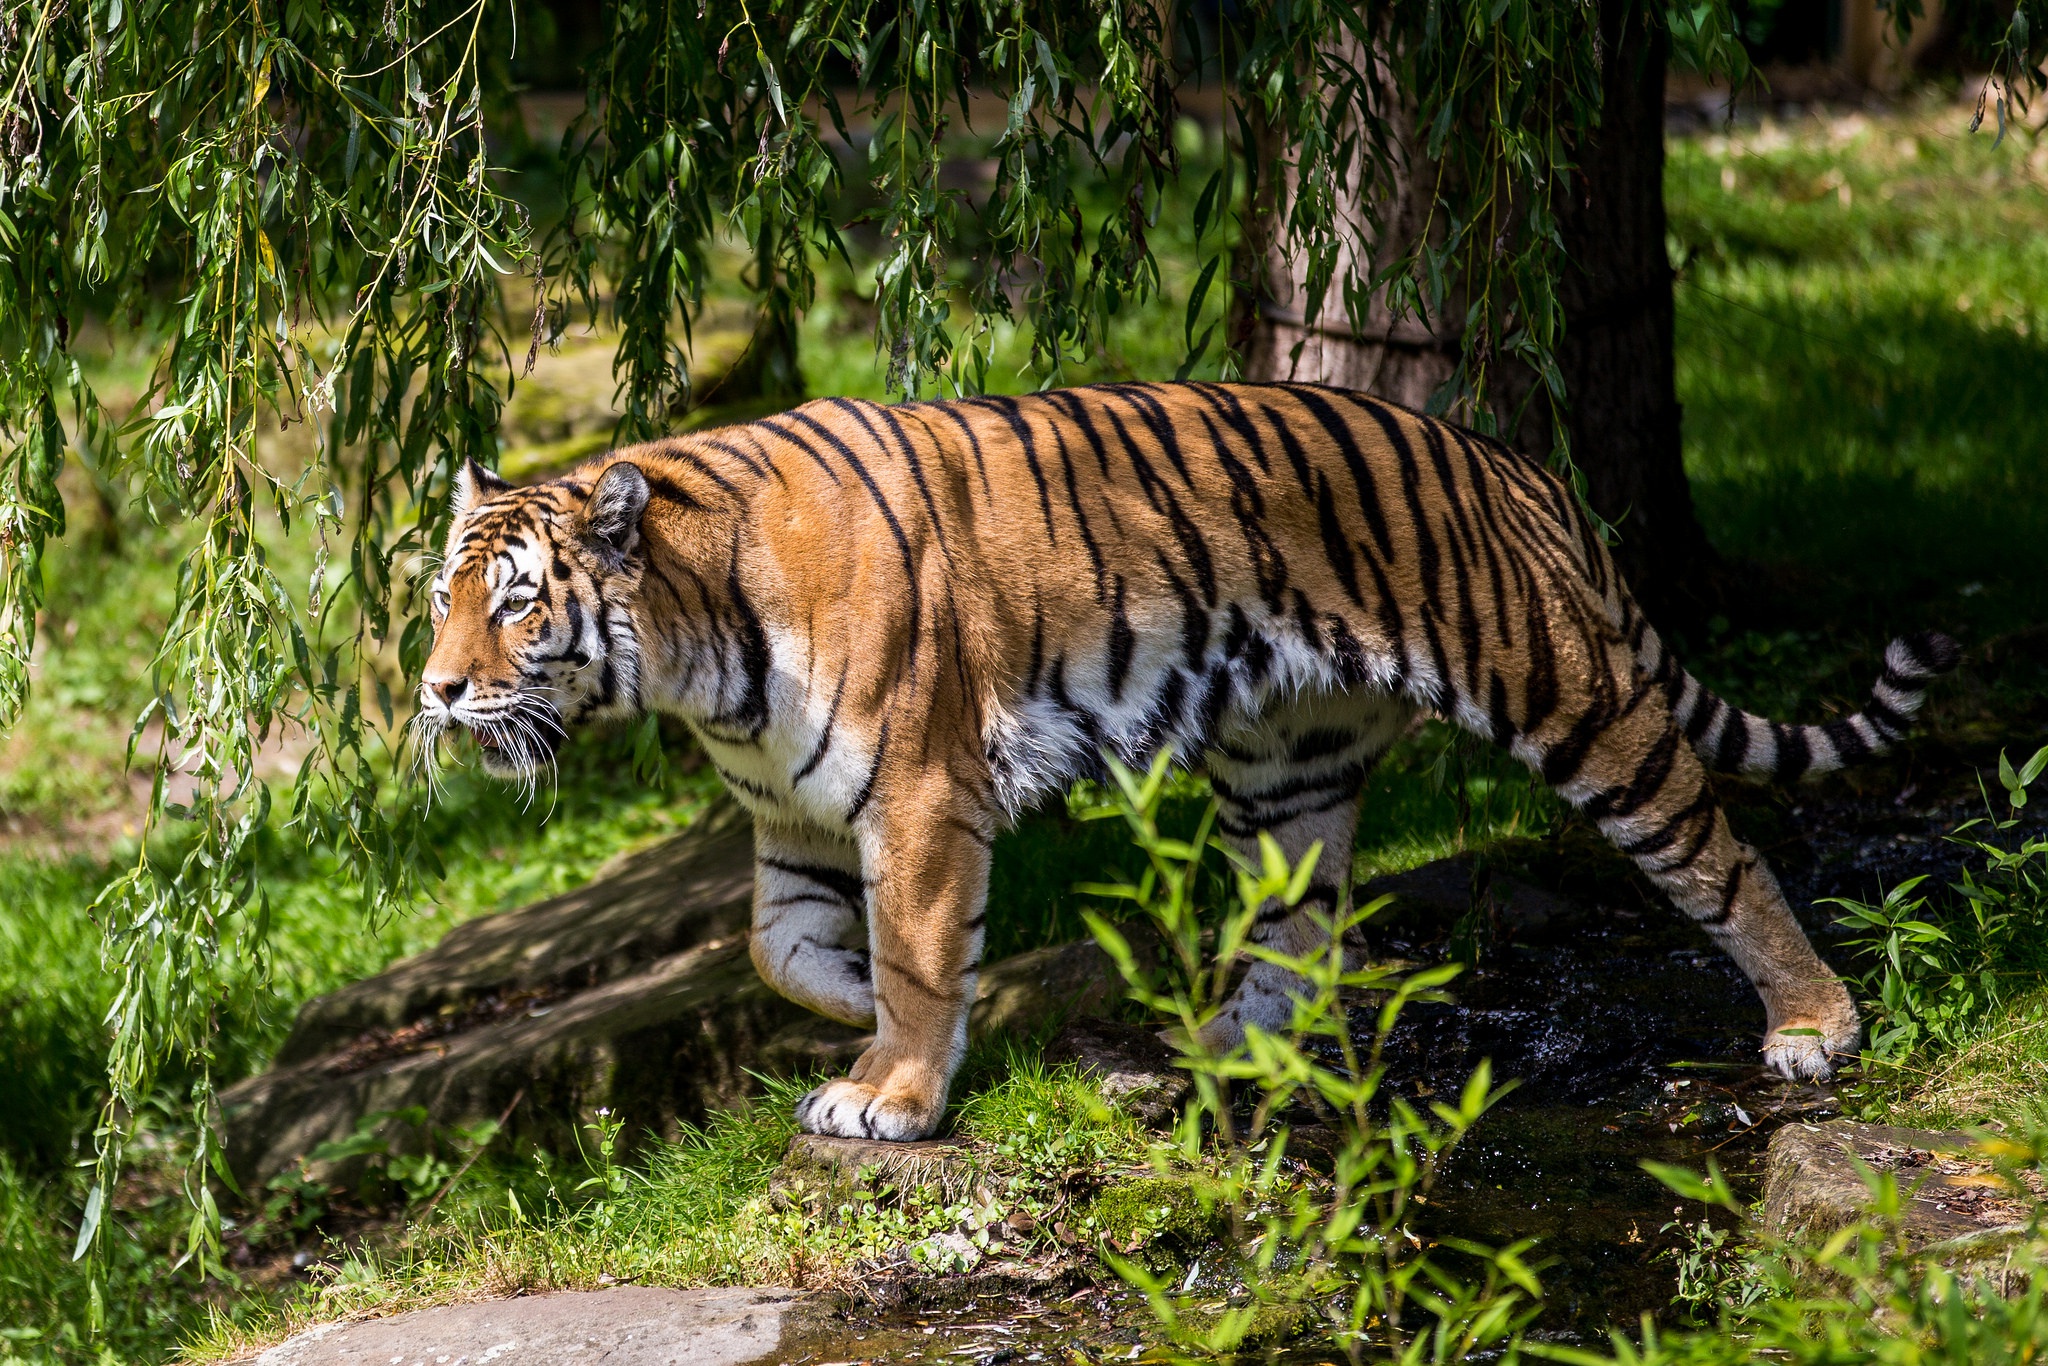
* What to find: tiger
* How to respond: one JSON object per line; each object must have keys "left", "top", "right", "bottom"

{"left": 416, "top": 380, "right": 1958, "bottom": 1142}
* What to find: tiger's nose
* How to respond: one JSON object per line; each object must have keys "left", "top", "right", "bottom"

{"left": 428, "top": 676, "right": 469, "bottom": 707}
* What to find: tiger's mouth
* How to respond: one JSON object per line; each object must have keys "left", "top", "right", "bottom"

{"left": 460, "top": 707, "right": 568, "bottom": 770}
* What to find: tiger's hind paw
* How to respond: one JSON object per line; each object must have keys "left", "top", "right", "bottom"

{"left": 794, "top": 1077, "right": 942, "bottom": 1142}
{"left": 1761, "top": 1019, "right": 1860, "bottom": 1082}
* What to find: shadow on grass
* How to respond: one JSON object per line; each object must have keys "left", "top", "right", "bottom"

{"left": 1685, "top": 285, "right": 2048, "bottom": 599}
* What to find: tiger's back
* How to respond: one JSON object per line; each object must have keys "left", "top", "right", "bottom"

{"left": 420, "top": 380, "right": 1956, "bottom": 1140}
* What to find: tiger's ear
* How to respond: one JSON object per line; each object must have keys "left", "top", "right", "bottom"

{"left": 583, "top": 461, "right": 650, "bottom": 566}
{"left": 451, "top": 456, "right": 512, "bottom": 523}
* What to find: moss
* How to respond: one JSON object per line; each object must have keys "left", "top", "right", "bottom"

{"left": 1086, "top": 1171, "right": 1226, "bottom": 1251}
{"left": 1176, "top": 1297, "right": 1316, "bottom": 1352}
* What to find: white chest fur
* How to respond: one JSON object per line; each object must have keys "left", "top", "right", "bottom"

{"left": 682, "top": 626, "right": 882, "bottom": 831}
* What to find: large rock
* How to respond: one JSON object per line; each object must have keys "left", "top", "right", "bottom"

{"left": 272, "top": 802, "right": 758, "bottom": 1066}
{"left": 248, "top": 1286, "right": 815, "bottom": 1366}
{"left": 1761, "top": 1119, "right": 2041, "bottom": 1273}
{"left": 1042, "top": 1015, "right": 1190, "bottom": 1126}
{"left": 222, "top": 800, "right": 1133, "bottom": 1186}
{"left": 775, "top": 1133, "right": 978, "bottom": 1208}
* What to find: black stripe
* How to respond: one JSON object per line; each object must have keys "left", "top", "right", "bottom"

{"left": 758, "top": 414, "right": 843, "bottom": 485}
{"left": 1773, "top": 724, "right": 1811, "bottom": 782}
{"left": 758, "top": 856, "right": 866, "bottom": 908}
{"left": 642, "top": 471, "right": 700, "bottom": 510}
{"left": 1287, "top": 387, "right": 1398, "bottom": 564}
{"left": 846, "top": 719, "right": 890, "bottom": 823}
{"left": 1582, "top": 726, "right": 1683, "bottom": 824}
{"left": 1106, "top": 576, "right": 1136, "bottom": 702}
{"left": 1156, "top": 550, "right": 1210, "bottom": 669}
{"left": 793, "top": 666, "right": 850, "bottom": 783}
{"left": 830, "top": 398, "right": 953, "bottom": 558}
{"left": 785, "top": 408, "right": 925, "bottom": 669}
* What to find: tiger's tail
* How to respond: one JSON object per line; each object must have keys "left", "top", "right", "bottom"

{"left": 1626, "top": 611, "right": 1960, "bottom": 783}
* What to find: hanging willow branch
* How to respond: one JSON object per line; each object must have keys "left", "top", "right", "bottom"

{"left": 0, "top": 0, "right": 2040, "bottom": 1282}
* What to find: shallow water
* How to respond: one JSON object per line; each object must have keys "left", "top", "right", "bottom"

{"left": 801, "top": 765, "right": 2033, "bottom": 1360}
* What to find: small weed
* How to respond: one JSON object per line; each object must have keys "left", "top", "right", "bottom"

{"left": 1654, "top": 1212, "right": 1768, "bottom": 1323}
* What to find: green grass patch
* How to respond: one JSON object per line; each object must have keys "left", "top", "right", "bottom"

{"left": 1669, "top": 98, "right": 2048, "bottom": 721}
{"left": 1878, "top": 986, "right": 2048, "bottom": 1131}
{"left": 190, "top": 1039, "right": 1160, "bottom": 1363}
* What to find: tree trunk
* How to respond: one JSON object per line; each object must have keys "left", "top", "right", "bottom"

{"left": 1238, "top": 1, "right": 1716, "bottom": 622}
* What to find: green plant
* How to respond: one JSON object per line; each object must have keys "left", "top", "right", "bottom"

{"left": 298, "top": 1105, "right": 504, "bottom": 1213}
{"left": 1829, "top": 745, "right": 2048, "bottom": 1064}
{"left": 1083, "top": 751, "right": 1541, "bottom": 1363}
{"left": 1653, "top": 1212, "right": 1768, "bottom": 1324}
{"left": 1575, "top": 1129, "right": 2048, "bottom": 1366}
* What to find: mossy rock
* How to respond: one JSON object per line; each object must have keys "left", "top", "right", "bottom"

{"left": 1176, "top": 1297, "right": 1317, "bottom": 1353}
{"left": 1086, "top": 1171, "right": 1228, "bottom": 1256}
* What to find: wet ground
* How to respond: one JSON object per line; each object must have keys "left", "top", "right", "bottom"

{"left": 1371, "top": 875, "right": 1825, "bottom": 1336}
{"left": 786, "top": 757, "right": 2042, "bottom": 1360}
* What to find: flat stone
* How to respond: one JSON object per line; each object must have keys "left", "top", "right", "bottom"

{"left": 249, "top": 1286, "right": 812, "bottom": 1366}
{"left": 776, "top": 1133, "right": 977, "bottom": 1205}
{"left": 1761, "top": 1119, "right": 2039, "bottom": 1256}
{"left": 1042, "top": 1016, "right": 1190, "bottom": 1125}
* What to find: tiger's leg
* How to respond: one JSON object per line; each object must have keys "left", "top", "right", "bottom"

{"left": 1543, "top": 669, "right": 1860, "bottom": 1079}
{"left": 749, "top": 820, "right": 876, "bottom": 1027}
{"left": 1199, "top": 693, "right": 1414, "bottom": 1051}
{"left": 794, "top": 780, "right": 992, "bottom": 1140}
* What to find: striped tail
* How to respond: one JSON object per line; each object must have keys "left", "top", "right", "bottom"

{"left": 1633, "top": 624, "right": 1960, "bottom": 784}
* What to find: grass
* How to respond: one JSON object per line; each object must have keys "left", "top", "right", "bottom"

{"left": 1669, "top": 96, "right": 2048, "bottom": 723}
{"left": 2, "top": 93, "right": 2048, "bottom": 1363}
{"left": 185, "top": 1040, "right": 1160, "bottom": 1362}
{"left": 1879, "top": 987, "right": 2048, "bottom": 1130}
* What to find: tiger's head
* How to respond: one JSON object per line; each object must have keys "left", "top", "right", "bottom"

{"left": 416, "top": 456, "right": 652, "bottom": 786}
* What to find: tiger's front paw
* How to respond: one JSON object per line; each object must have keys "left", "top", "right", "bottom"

{"left": 1761, "top": 1016, "right": 1861, "bottom": 1082}
{"left": 794, "top": 1077, "right": 943, "bottom": 1141}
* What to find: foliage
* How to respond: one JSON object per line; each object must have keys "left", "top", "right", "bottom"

{"left": 0, "top": 1148, "right": 263, "bottom": 1366}
{"left": 1082, "top": 751, "right": 1541, "bottom": 1363}
{"left": 1827, "top": 744, "right": 2048, "bottom": 1064}
{"left": 1544, "top": 1123, "right": 2048, "bottom": 1366}
{"left": 1652, "top": 1213, "right": 1767, "bottom": 1324}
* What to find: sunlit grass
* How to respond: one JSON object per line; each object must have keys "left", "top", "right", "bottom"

{"left": 185, "top": 1045, "right": 1157, "bottom": 1364}
{"left": 1670, "top": 97, "right": 2048, "bottom": 708}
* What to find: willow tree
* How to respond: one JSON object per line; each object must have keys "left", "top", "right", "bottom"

{"left": 1, "top": 0, "right": 2042, "bottom": 1268}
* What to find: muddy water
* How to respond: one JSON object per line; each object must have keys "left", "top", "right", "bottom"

{"left": 794, "top": 770, "right": 2032, "bottom": 1360}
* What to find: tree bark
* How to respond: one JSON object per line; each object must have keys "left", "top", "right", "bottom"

{"left": 1238, "top": 0, "right": 1716, "bottom": 622}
